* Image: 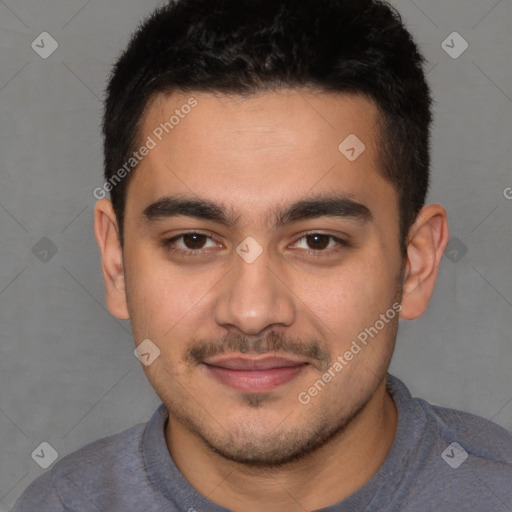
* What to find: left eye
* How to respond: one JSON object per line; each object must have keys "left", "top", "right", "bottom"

{"left": 167, "top": 233, "right": 218, "bottom": 251}
{"left": 292, "top": 234, "right": 345, "bottom": 251}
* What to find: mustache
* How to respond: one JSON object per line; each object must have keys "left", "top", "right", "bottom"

{"left": 184, "top": 331, "right": 331, "bottom": 371}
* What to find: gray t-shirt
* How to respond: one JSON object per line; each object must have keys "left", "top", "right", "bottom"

{"left": 9, "top": 374, "right": 512, "bottom": 511}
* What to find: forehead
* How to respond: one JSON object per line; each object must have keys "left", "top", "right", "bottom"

{"left": 142, "top": 88, "right": 380, "bottom": 158}
{"left": 126, "top": 89, "right": 396, "bottom": 229}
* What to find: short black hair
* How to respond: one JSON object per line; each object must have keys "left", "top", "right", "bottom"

{"left": 103, "top": 0, "right": 433, "bottom": 253}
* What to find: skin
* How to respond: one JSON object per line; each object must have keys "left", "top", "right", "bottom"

{"left": 94, "top": 89, "right": 449, "bottom": 511}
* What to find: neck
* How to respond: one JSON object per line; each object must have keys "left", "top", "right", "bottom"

{"left": 165, "top": 380, "right": 397, "bottom": 512}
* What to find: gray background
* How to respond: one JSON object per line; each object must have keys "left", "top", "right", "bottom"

{"left": 0, "top": 0, "right": 511, "bottom": 508}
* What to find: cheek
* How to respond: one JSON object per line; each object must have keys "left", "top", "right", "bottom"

{"left": 292, "top": 253, "right": 392, "bottom": 333}
{"left": 125, "top": 248, "right": 223, "bottom": 338}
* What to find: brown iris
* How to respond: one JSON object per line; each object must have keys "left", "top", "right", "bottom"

{"left": 305, "top": 234, "right": 330, "bottom": 250}
{"left": 182, "top": 233, "right": 209, "bottom": 249}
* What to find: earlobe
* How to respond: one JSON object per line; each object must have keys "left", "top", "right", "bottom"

{"left": 400, "top": 204, "right": 450, "bottom": 320}
{"left": 93, "top": 199, "right": 130, "bottom": 320}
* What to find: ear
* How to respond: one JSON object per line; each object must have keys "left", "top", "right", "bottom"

{"left": 400, "top": 204, "right": 450, "bottom": 320}
{"left": 93, "top": 198, "right": 130, "bottom": 320}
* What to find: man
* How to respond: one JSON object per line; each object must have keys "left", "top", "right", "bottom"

{"left": 11, "top": 0, "right": 512, "bottom": 510}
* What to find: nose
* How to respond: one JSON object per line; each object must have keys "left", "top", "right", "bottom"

{"left": 213, "top": 245, "right": 296, "bottom": 336}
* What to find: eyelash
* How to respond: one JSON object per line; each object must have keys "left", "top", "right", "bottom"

{"left": 161, "top": 231, "right": 350, "bottom": 258}
{"left": 161, "top": 232, "right": 220, "bottom": 257}
{"left": 297, "top": 232, "right": 351, "bottom": 258}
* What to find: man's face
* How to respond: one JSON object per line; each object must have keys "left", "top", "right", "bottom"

{"left": 121, "top": 89, "right": 404, "bottom": 465}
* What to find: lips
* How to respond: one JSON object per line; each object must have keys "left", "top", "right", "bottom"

{"left": 203, "top": 356, "right": 306, "bottom": 370}
{"left": 202, "top": 355, "right": 308, "bottom": 392}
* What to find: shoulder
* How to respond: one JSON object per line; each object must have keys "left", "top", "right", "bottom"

{"left": 418, "top": 400, "right": 512, "bottom": 507}
{"left": 53, "top": 420, "right": 147, "bottom": 481}
{"left": 389, "top": 374, "right": 512, "bottom": 463}
{"left": 9, "top": 420, "right": 149, "bottom": 512}
{"left": 418, "top": 395, "right": 512, "bottom": 464}
{"left": 388, "top": 374, "right": 512, "bottom": 509}
{"left": 8, "top": 471, "right": 65, "bottom": 512}
{"left": 412, "top": 384, "right": 512, "bottom": 464}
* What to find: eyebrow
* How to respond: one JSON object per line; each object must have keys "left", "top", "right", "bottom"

{"left": 143, "top": 194, "right": 373, "bottom": 229}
